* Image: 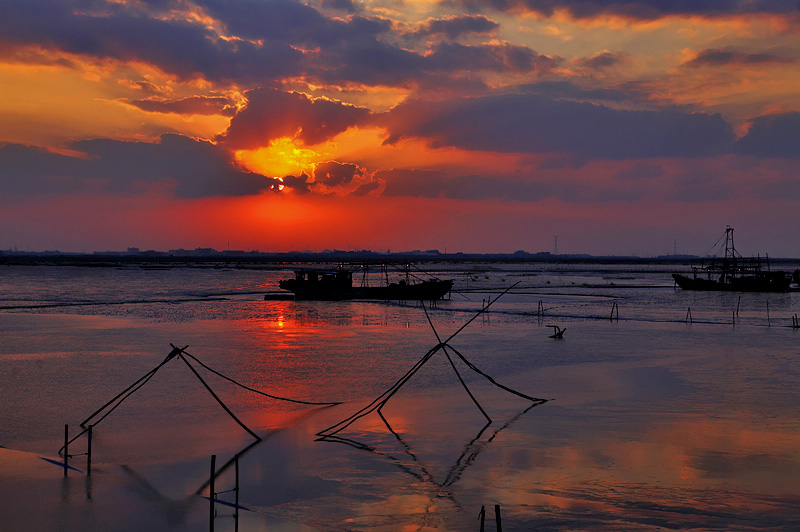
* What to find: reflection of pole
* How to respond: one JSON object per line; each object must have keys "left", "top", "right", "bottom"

{"left": 235, "top": 454, "right": 240, "bottom": 532}
{"left": 63, "top": 424, "right": 69, "bottom": 477}
{"left": 87, "top": 425, "right": 92, "bottom": 476}
{"left": 210, "top": 454, "right": 216, "bottom": 532}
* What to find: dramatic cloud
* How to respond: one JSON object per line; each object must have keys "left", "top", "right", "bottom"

{"left": 412, "top": 15, "right": 500, "bottom": 39}
{"left": 427, "top": 42, "right": 559, "bottom": 73}
{"left": 196, "top": 0, "right": 388, "bottom": 45}
{"left": 0, "top": 134, "right": 272, "bottom": 198}
{"left": 0, "top": 1, "right": 305, "bottom": 85}
{"left": 382, "top": 93, "right": 735, "bottom": 160}
{"left": 128, "top": 96, "right": 238, "bottom": 116}
{"left": 453, "top": 0, "right": 800, "bottom": 20}
{"left": 684, "top": 48, "right": 796, "bottom": 67}
{"left": 575, "top": 51, "right": 631, "bottom": 70}
{"left": 219, "top": 88, "right": 372, "bottom": 149}
{"left": 379, "top": 168, "right": 554, "bottom": 201}
{"left": 518, "top": 81, "right": 637, "bottom": 104}
{"left": 314, "top": 161, "right": 364, "bottom": 187}
{"left": 736, "top": 112, "right": 800, "bottom": 158}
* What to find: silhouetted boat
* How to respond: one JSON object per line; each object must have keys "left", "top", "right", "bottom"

{"left": 276, "top": 265, "right": 453, "bottom": 301}
{"left": 672, "top": 226, "right": 791, "bottom": 292}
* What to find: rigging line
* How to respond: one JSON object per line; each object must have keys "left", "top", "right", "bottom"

{"left": 180, "top": 351, "right": 341, "bottom": 406}
{"left": 320, "top": 285, "right": 515, "bottom": 439}
{"left": 447, "top": 344, "right": 548, "bottom": 404}
{"left": 422, "top": 301, "right": 491, "bottom": 423}
{"left": 177, "top": 354, "right": 261, "bottom": 442}
{"left": 61, "top": 368, "right": 161, "bottom": 455}
{"left": 443, "top": 348, "right": 491, "bottom": 423}
{"left": 321, "top": 345, "right": 443, "bottom": 437}
{"left": 316, "top": 343, "right": 443, "bottom": 437}
{"left": 80, "top": 345, "right": 186, "bottom": 428}
{"left": 374, "top": 345, "right": 442, "bottom": 414}
{"left": 441, "top": 282, "right": 519, "bottom": 346}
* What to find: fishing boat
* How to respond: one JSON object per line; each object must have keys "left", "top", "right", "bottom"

{"left": 276, "top": 264, "right": 453, "bottom": 301}
{"left": 672, "top": 226, "right": 792, "bottom": 292}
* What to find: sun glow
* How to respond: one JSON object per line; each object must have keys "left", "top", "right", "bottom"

{"left": 235, "top": 137, "right": 322, "bottom": 177}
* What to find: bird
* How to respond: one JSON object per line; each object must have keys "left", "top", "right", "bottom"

{"left": 547, "top": 325, "right": 566, "bottom": 339}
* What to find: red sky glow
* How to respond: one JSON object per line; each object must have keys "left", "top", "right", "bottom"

{"left": 1, "top": 0, "right": 799, "bottom": 256}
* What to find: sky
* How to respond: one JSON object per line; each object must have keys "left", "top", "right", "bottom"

{"left": 1, "top": 0, "right": 799, "bottom": 256}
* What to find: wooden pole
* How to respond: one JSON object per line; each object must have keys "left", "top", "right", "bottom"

{"left": 63, "top": 424, "right": 69, "bottom": 477}
{"left": 210, "top": 454, "right": 216, "bottom": 532}
{"left": 479, "top": 505, "right": 485, "bottom": 532}
{"left": 767, "top": 301, "right": 770, "bottom": 326}
{"left": 495, "top": 504, "right": 502, "bottom": 532}
{"left": 179, "top": 355, "right": 261, "bottom": 442}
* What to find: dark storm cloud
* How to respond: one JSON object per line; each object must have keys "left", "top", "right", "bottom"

{"left": 128, "top": 96, "right": 237, "bottom": 116}
{"left": 0, "top": 134, "right": 272, "bottom": 198}
{"left": 218, "top": 88, "right": 371, "bottom": 149}
{"left": 575, "top": 51, "right": 630, "bottom": 70}
{"left": 0, "top": 1, "right": 562, "bottom": 91}
{"left": 280, "top": 173, "right": 312, "bottom": 194}
{"left": 352, "top": 181, "right": 381, "bottom": 196}
{"left": 314, "top": 161, "right": 363, "bottom": 186}
{"left": 684, "top": 48, "right": 796, "bottom": 67}
{"left": 0, "top": 144, "right": 89, "bottom": 195}
{"left": 451, "top": 0, "right": 800, "bottom": 19}
{"left": 427, "top": 42, "right": 559, "bottom": 73}
{"left": 320, "top": 0, "right": 359, "bottom": 13}
{"left": 195, "top": 0, "right": 388, "bottom": 45}
{"left": 518, "top": 81, "right": 635, "bottom": 103}
{"left": 736, "top": 112, "right": 800, "bottom": 158}
{"left": 379, "top": 168, "right": 554, "bottom": 200}
{"left": 413, "top": 15, "right": 500, "bottom": 39}
{"left": 0, "top": 1, "right": 305, "bottom": 85}
{"left": 382, "top": 93, "right": 735, "bottom": 160}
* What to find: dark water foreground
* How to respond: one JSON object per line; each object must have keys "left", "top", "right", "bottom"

{"left": 1, "top": 264, "right": 799, "bottom": 531}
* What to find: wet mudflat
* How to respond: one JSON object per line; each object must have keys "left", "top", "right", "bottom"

{"left": 1, "top": 263, "right": 799, "bottom": 531}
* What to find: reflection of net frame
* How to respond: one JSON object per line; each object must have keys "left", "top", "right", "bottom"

{"left": 316, "top": 282, "right": 548, "bottom": 450}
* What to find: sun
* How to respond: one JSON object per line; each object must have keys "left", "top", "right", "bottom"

{"left": 235, "top": 137, "right": 323, "bottom": 177}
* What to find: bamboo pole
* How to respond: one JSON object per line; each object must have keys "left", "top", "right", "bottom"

{"left": 178, "top": 354, "right": 261, "bottom": 442}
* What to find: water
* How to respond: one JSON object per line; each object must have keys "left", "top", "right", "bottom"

{"left": 1, "top": 262, "right": 799, "bottom": 531}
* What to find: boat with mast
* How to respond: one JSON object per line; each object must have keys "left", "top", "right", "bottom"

{"left": 672, "top": 226, "right": 792, "bottom": 292}
{"left": 276, "top": 263, "right": 453, "bottom": 301}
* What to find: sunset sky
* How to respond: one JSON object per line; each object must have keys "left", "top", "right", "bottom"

{"left": 1, "top": 0, "right": 799, "bottom": 256}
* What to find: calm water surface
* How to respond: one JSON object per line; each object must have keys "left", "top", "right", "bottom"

{"left": 1, "top": 263, "right": 799, "bottom": 531}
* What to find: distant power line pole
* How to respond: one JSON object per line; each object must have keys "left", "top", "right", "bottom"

{"left": 554, "top": 235, "right": 559, "bottom": 255}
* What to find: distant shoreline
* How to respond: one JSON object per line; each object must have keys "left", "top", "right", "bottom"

{"left": 3, "top": 250, "right": 800, "bottom": 267}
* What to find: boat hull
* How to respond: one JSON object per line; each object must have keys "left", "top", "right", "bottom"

{"left": 672, "top": 273, "right": 791, "bottom": 292}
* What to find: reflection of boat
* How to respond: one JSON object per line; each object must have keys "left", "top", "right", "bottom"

{"left": 277, "top": 265, "right": 453, "bottom": 301}
{"left": 672, "top": 226, "right": 792, "bottom": 292}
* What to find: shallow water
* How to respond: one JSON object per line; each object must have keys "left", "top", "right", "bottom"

{"left": 1, "top": 263, "right": 799, "bottom": 531}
